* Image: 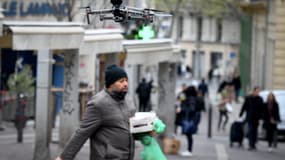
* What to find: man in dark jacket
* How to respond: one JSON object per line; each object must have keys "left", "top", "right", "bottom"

{"left": 198, "top": 78, "right": 208, "bottom": 97}
{"left": 239, "top": 86, "right": 264, "bottom": 150}
{"left": 232, "top": 74, "right": 241, "bottom": 103}
{"left": 136, "top": 78, "right": 152, "bottom": 112}
{"left": 56, "top": 64, "right": 136, "bottom": 160}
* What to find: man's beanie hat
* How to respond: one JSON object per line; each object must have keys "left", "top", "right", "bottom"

{"left": 105, "top": 64, "right": 128, "bottom": 88}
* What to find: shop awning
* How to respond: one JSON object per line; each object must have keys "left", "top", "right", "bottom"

{"left": 123, "top": 39, "right": 180, "bottom": 65}
{"left": 1, "top": 21, "right": 84, "bottom": 50}
{"left": 80, "top": 29, "right": 124, "bottom": 55}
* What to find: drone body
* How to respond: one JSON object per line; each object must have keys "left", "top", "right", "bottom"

{"left": 83, "top": 0, "right": 171, "bottom": 24}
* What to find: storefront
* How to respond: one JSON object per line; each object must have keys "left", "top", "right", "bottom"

{"left": 79, "top": 29, "right": 124, "bottom": 92}
{"left": 0, "top": 21, "right": 85, "bottom": 159}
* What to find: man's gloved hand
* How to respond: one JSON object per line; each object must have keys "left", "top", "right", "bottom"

{"left": 153, "top": 119, "right": 166, "bottom": 134}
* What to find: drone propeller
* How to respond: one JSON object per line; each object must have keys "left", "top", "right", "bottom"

{"left": 80, "top": 0, "right": 172, "bottom": 24}
{"left": 125, "top": 6, "right": 172, "bottom": 18}
{"left": 126, "top": 6, "right": 166, "bottom": 13}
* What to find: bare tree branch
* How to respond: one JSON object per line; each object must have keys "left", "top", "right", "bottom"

{"left": 162, "top": 0, "right": 173, "bottom": 11}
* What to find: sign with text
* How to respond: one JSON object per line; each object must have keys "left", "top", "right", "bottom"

{"left": 1, "top": 0, "right": 70, "bottom": 19}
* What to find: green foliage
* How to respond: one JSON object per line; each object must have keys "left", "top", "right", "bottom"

{"left": 191, "top": 0, "right": 240, "bottom": 17}
{"left": 192, "top": 0, "right": 223, "bottom": 16}
{"left": 7, "top": 65, "right": 35, "bottom": 95}
{"left": 154, "top": 0, "right": 188, "bottom": 12}
{"left": 154, "top": 0, "right": 240, "bottom": 17}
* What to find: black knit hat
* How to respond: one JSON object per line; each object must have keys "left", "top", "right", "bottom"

{"left": 105, "top": 64, "right": 128, "bottom": 88}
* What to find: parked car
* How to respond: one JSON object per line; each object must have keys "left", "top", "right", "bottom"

{"left": 259, "top": 90, "right": 285, "bottom": 140}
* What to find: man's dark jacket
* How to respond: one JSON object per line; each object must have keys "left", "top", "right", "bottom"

{"left": 240, "top": 95, "right": 264, "bottom": 124}
{"left": 60, "top": 89, "right": 136, "bottom": 160}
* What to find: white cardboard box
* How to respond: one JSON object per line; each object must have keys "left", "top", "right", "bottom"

{"left": 129, "top": 112, "right": 157, "bottom": 133}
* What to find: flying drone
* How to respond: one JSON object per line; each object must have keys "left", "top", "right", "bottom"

{"left": 82, "top": 0, "right": 171, "bottom": 24}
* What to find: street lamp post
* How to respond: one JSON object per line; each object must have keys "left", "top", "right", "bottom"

{"left": 196, "top": 40, "right": 201, "bottom": 79}
{"left": 196, "top": 16, "right": 202, "bottom": 80}
{"left": 0, "top": 8, "right": 4, "bottom": 131}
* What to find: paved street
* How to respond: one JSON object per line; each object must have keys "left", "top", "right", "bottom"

{"left": 1, "top": 105, "right": 285, "bottom": 160}
{"left": 1, "top": 80, "right": 285, "bottom": 160}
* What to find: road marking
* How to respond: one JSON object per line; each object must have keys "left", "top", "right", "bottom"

{"left": 215, "top": 143, "right": 229, "bottom": 160}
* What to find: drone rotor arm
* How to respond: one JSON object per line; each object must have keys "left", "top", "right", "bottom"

{"left": 89, "top": 9, "right": 113, "bottom": 15}
{"left": 127, "top": 10, "right": 146, "bottom": 16}
{"left": 153, "top": 13, "right": 172, "bottom": 17}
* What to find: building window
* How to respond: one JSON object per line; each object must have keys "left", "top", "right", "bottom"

{"left": 216, "top": 18, "right": 222, "bottom": 42}
{"left": 210, "top": 52, "right": 223, "bottom": 68}
{"left": 197, "top": 17, "right": 203, "bottom": 41}
{"left": 178, "top": 16, "right": 184, "bottom": 39}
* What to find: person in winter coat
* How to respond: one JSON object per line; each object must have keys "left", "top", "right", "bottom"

{"left": 232, "top": 73, "right": 241, "bottom": 103}
{"left": 56, "top": 64, "right": 136, "bottom": 160}
{"left": 14, "top": 94, "right": 27, "bottom": 143}
{"left": 239, "top": 86, "right": 264, "bottom": 151}
{"left": 217, "top": 85, "right": 231, "bottom": 131}
{"left": 198, "top": 78, "right": 208, "bottom": 97}
{"left": 263, "top": 92, "right": 281, "bottom": 152}
{"left": 175, "top": 83, "right": 187, "bottom": 134}
{"left": 179, "top": 86, "right": 198, "bottom": 157}
{"left": 195, "top": 90, "right": 206, "bottom": 132}
{"left": 136, "top": 78, "right": 152, "bottom": 112}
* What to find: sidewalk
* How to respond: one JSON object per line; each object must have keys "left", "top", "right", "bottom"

{"left": 2, "top": 94, "right": 285, "bottom": 160}
{"left": 0, "top": 109, "right": 218, "bottom": 160}
{"left": 0, "top": 81, "right": 221, "bottom": 160}
{"left": 2, "top": 79, "right": 285, "bottom": 160}
{"left": 0, "top": 80, "right": 230, "bottom": 160}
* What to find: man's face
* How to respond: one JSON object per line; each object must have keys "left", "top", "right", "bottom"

{"left": 110, "top": 77, "right": 128, "bottom": 93}
{"left": 182, "top": 84, "right": 187, "bottom": 91}
{"left": 253, "top": 88, "right": 260, "bottom": 96}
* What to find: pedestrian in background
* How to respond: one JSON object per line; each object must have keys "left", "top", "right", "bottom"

{"left": 136, "top": 78, "right": 152, "bottom": 112}
{"left": 195, "top": 90, "right": 206, "bottom": 132}
{"left": 198, "top": 78, "right": 208, "bottom": 97}
{"left": 55, "top": 64, "right": 136, "bottom": 160}
{"left": 208, "top": 68, "right": 214, "bottom": 84}
{"left": 263, "top": 92, "right": 281, "bottom": 152}
{"left": 217, "top": 85, "right": 231, "bottom": 131}
{"left": 232, "top": 73, "right": 241, "bottom": 103}
{"left": 174, "top": 83, "right": 187, "bottom": 134}
{"left": 239, "top": 86, "right": 264, "bottom": 150}
{"left": 14, "top": 94, "right": 27, "bottom": 143}
{"left": 217, "top": 78, "right": 228, "bottom": 94}
{"left": 180, "top": 86, "right": 198, "bottom": 157}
